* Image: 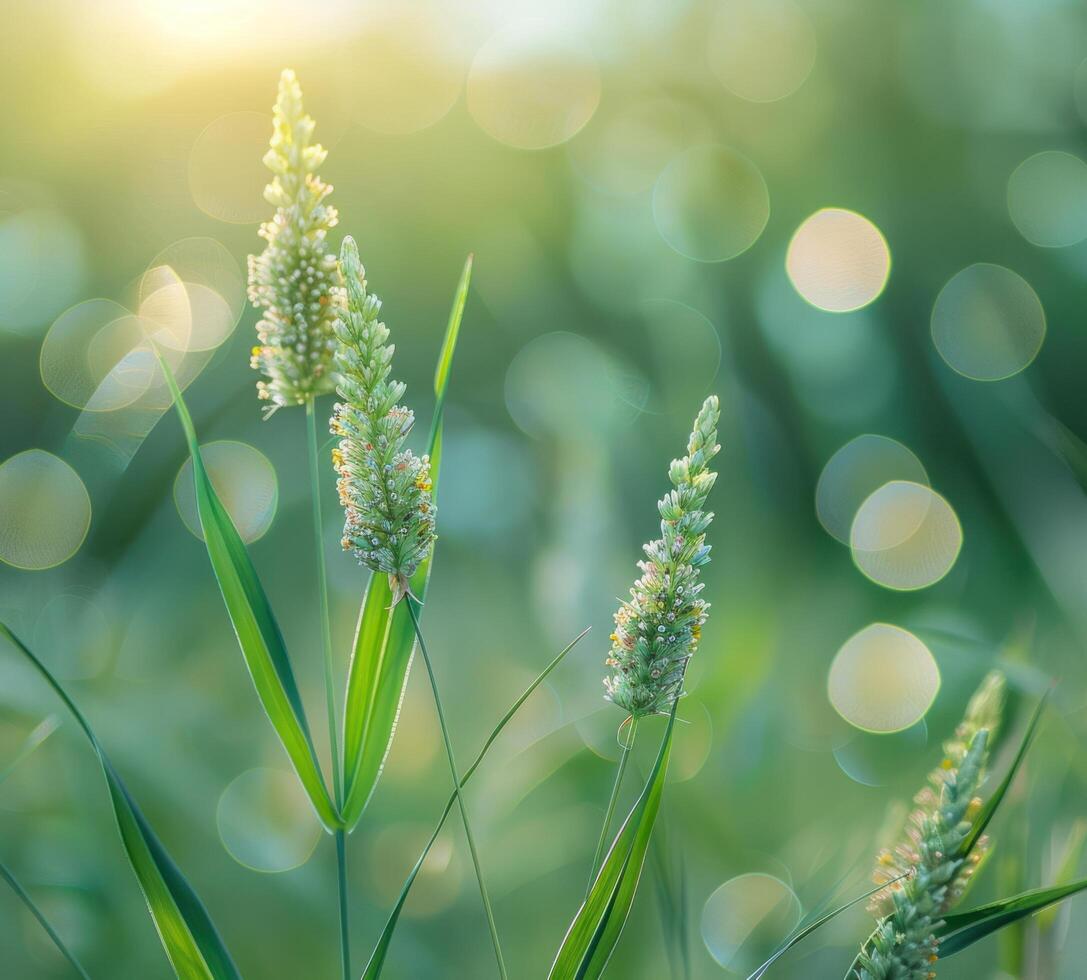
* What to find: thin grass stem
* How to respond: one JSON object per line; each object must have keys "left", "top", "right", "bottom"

{"left": 0, "top": 860, "right": 91, "bottom": 979}
{"left": 585, "top": 715, "right": 639, "bottom": 898}
{"left": 305, "top": 396, "right": 350, "bottom": 980}
{"left": 406, "top": 598, "right": 508, "bottom": 980}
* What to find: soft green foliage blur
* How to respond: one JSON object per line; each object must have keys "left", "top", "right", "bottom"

{"left": 2, "top": 2, "right": 1087, "bottom": 978}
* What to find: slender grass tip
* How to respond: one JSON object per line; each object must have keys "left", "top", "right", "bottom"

{"left": 603, "top": 395, "right": 721, "bottom": 719}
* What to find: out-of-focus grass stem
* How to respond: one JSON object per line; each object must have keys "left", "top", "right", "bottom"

{"left": 585, "top": 716, "right": 639, "bottom": 899}
{"left": 305, "top": 396, "right": 350, "bottom": 980}
{"left": 0, "top": 860, "right": 91, "bottom": 979}
{"left": 406, "top": 598, "right": 508, "bottom": 980}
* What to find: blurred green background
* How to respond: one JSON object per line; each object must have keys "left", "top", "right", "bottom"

{"left": 2, "top": 0, "right": 1087, "bottom": 976}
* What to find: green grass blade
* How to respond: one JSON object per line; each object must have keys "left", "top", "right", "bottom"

{"left": 1038, "top": 819, "right": 1087, "bottom": 932}
{"left": 0, "top": 715, "right": 59, "bottom": 786}
{"left": 430, "top": 254, "right": 472, "bottom": 427}
{"left": 936, "top": 878, "right": 1087, "bottom": 958}
{"left": 158, "top": 354, "right": 340, "bottom": 832}
{"left": 1, "top": 623, "right": 240, "bottom": 979}
{"left": 650, "top": 831, "right": 690, "bottom": 980}
{"left": 1, "top": 859, "right": 91, "bottom": 979}
{"left": 957, "top": 692, "right": 1048, "bottom": 860}
{"left": 749, "top": 875, "right": 906, "bottom": 980}
{"left": 548, "top": 707, "right": 678, "bottom": 980}
{"left": 362, "top": 626, "right": 589, "bottom": 979}
{"left": 341, "top": 255, "right": 472, "bottom": 829}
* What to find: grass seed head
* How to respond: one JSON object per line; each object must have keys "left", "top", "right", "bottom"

{"left": 329, "top": 236, "right": 436, "bottom": 604}
{"left": 603, "top": 395, "right": 721, "bottom": 719}
{"left": 857, "top": 671, "right": 1006, "bottom": 979}
{"left": 247, "top": 69, "right": 343, "bottom": 414}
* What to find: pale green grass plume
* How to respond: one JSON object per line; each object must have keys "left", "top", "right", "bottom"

{"left": 604, "top": 395, "right": 720, "bottom": 718}
{"left": 330, "top": 236, "right": 437, "bottom": 605}
{"left": 248, "top": 68, "right": 342, "bottom": 413}
{"left": 857, "top": 671, "right": 1006, "bottom": 979}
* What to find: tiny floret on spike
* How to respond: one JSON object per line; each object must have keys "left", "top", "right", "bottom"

{"left": 855, "top": 671, "right": 1006, "bottom": 980}
{"left": 329, "top": 237, "right": 436, "bottom": 605}
{"left": 603, "top": 396, "right": 721, "bottom": 719}
{"left": 247, "top": 69, "right": 343, "bottom": 414}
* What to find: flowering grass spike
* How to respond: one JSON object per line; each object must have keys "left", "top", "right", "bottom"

{"left": 248, "top": 69, "right": 342, "bottom": 413}
{"left": 857, "top": 671, "right": 1006, "bottom": 979}
{"left": 604, "top": 396, "right": 720, "bottom": 719}
{"left": 330, "top": 236, "right": 436, "bottom": 605}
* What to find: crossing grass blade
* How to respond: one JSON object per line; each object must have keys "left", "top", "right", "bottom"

{"left": 0, "top": 715, "right": 59, "bottom": 786}
{"left": 935, "top": 878, "right": 1087, "bottom": 958}
{"left": 340, "top": 255, "right": 472, "bottom": 829}
{"left": 748, "top": 875, "right": 907, "bottom": 980}
{"left": 0, "top": 859, "right": 91, "bottom": 979}
{"left": 362, "top": 625, "right": 588, "bottom": 978}
{"left": 0, "top": 623, "right": 241, "bottom": 980}
{"left": 548, "top": 706, "right": 678, "bottom": 980}
{"left": 158, "top": 354, "right": 340, "bottom": 832}
{"left": 1038, "top": 820, "right": 1087, "bottom": 932}
{"left": 650, "top": 831, "right": 690, "bottom": 980}
{"left": 957, "top": 692, "right": 1048, "bottom": 860}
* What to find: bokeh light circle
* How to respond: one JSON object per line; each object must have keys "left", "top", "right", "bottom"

{"left": 701, "top": 873, "right": 801, "bottom": 970}
{"left": 851, "top": 481, "right": 962, "bottom": 590}
{"left": 141, "top": 237, "right": 246, "bottom": 330}
{"left": 174, "top": 441, "right": 278, "bottom": 544}
{"left": 351, "top": 8, "right": 464, "bottom": 135}
{"left": 707, "top": 0, "right": 817, "bottom": 103}
{"left": 369, "top": 824, "right": 462, "bottom": 916}
{"left": 468, "top": 26, "right": 601, "bottom": 150}
{"left": 931, "top": 263, "right": 1045, "bottom": 381}
{"left": 828, "top": 623, "right": 940, "bottom": 733}
{"left": 607, "top": 299, "right": 722, "bottom": 415}
{"left": 815, "top": 435, "right": 928, "bottom": 544}
{"left": 0, "top": 451, "right": 91, "bottom": 570}
{"left": 652, "top": 145, "right": 770, "bottom": 262}
{"left": 41, "top": 301, "right": 171, "bottom": 412}
{"left": 833, "top": 721, "right": 928, "bottom": 787}
{"left": 188, "top": 111, "right": 273, "bottom": 224}
{"left": 1007, "top": 151, "right": 1087, "bottom": 248}
{"left": 505, "top": 332, "right": 629, "bottom": 438}
{"left": 786, "top": 208, "right": 891, "bottom": 312}
{"left": 139, "top": 271, "right": 234, "bottom": 352}
{"left": 216, "top": 768, "right": 321, "bottom": 873}
{"left": 668, "top": 698, "right": 714, "bottom": 783}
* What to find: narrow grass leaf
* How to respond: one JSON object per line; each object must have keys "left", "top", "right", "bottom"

{"left": 1049, "top": 418, "right": 1087, "bottom": 494}
{"left": 957, "top": 692, "right": 1048, "bottom": 860}
{"left": 1, "top": 860, "right": 91, "bottom": 979}
{"left": 158, "top": 354, "right": 340, "bottom": 832}
{"left": 362, "top": 624, "right": 588, "bottom": 979}
{"left": 0, "top": 715, "right": 60, "bottom": 786}
{"left": 341, "top": 256, "right": 472, "bottom": 828}
{"left": 650, "top": 830, "right": 690, "bottom": 980}
{"left": 936, "top": 878, "right": 1087, "bottom": 958}
{"left": 1, "top": 623, "right": 240, "bottom": 979}
{"left": 749, "top": 875, "right": 906, "bottom": 980}
{"left": 1038, "top": 819, "right": 1087, "bottom": 932}
{"left": 549, "top": 708, "right": 678, "bottom": 980}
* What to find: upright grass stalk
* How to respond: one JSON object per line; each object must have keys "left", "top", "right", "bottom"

{"left": 305, "top": 396, "right": 350, "bottom": 980}
{"left": 1, "top": 860, "right": 91, "bottom": 979}
{"left": 585, "top": 715, "right": 639, "bottom": 897}
{"left": 583, "top": 396, "right": 720, "bottom": 900}
{"left": 406, "top": 599, "right": 508, "bottom": 980}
